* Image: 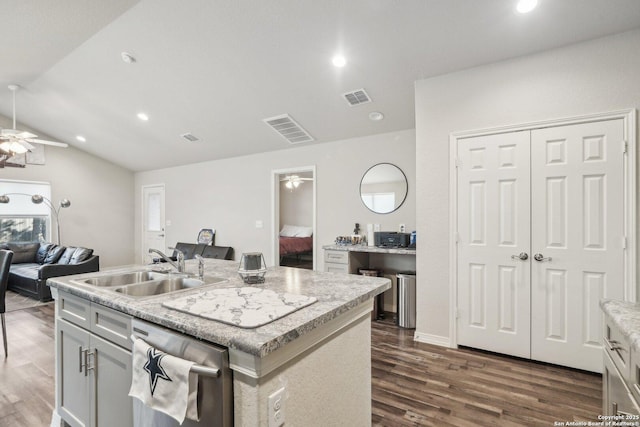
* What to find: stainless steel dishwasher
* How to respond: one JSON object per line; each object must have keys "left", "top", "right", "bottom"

{"left": 131, "top": 319, "right": 233, "bottom": 427}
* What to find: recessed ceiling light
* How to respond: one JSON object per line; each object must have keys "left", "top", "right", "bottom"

{"left": 137, "top": 112, "right": 149, "bottom": 121}
{"left": 76, "top": 135, "right": 86, "bottom": 142}
{"left": 121, "top": 52, "right": 136, "bottom": 63}
{"left": 332, "top": 55, "right": 346, "bottom": 68}
{"left": 516, "top": 0, "right": 538, "bottom": 14}
{"left": 369, "top": 111, "right": 384, "bottom": 121}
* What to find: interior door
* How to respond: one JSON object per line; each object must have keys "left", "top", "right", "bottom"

{"left": 142, "top": 185, "right": 165, "bottom": 264}
{"left": 457, "top": 118, "right": 626, "bottom": 372}
{"left": 530, "top": 119, "right": 624, "bottom": 372}
{"left": 457, "top": 131, "right": 532, "bottom": 358}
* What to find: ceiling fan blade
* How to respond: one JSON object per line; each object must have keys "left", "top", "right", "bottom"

{"left": 16, "top": 131, "right": 38, "bottom": 139}
{"left": 19, "top": 140, "right": 35, "bottom": 151}
{"left": 26, "top": 138, "right": 69, "bottom": 148}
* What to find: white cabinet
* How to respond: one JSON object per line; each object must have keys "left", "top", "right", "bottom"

{"left": 56, "top": 291, "right": 133, "bottom": 427}
{"left": 323, "top": 249, "right": 367, "bottom": 274}
{"left": 602, "top": 315, "right": 640, "bottom": 416}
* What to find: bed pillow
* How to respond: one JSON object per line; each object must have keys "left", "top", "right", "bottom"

{"left": 279, "top": 224, "right": 313, "bottom": 237}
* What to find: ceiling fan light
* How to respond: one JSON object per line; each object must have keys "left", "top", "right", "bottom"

{"left": 285, "top": 181, "right": 293, "bottom": 189}
{"left": 0, "top": 141, "right": 28, "bottom": 154}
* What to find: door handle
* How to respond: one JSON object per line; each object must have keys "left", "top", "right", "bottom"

{"left": 511, "top": 252, "right": 529, "bottom": 261}
{"left": 533, "top": 253, "right": 552, "bottom": 262}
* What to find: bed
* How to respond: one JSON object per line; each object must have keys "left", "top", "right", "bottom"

{"left": 279, "top": 236, "right": 314, "bottom": 256}
{"left": 279, "top": 225, "right": 314, "bottom": 268}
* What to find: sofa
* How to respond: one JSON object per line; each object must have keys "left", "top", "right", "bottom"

{"left": 0, "top": 242, "right": 100, "bottom": 302}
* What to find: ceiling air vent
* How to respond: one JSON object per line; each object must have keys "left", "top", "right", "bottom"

{"left": 343, "top": 88, "right": 371, "bottom": 106}
{"left": 263, "top": 114, "right": 314, "bottom": 144}
{"left": 181, "top": 133, "right": 199, "bottom": 142}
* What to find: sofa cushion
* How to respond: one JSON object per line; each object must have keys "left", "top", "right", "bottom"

{"left": 44, "top": 245, "right": 66, "bottom": 264}
{"left": 70, "top": 247, "right": 93, "bottom": 264}
{"left": 6, "top": 242, "right": 39, "bottom": 263}
{"left": 58, "top": 247, "right": 77, "bottom": 265}
{"left": 9, "top": 263, "right": 40, "bottom": 280}
{"left": 36, "top": 243, "right": 55, "bottom": 264}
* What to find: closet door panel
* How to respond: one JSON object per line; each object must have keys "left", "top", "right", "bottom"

{"left": 457, "top": 131, "right": 531, "bottom": 358}
{"left": 530, "top": 119, "right": 625, "bottom": 372}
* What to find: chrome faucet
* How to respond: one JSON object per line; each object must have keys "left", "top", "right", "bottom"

{"left": 149, "top": 248, "right": 185, "bottom": 273}
{"left": 194, "top": 254, "right": 205, "bottom": 280}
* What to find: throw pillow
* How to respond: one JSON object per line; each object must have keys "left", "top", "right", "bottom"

{"left": 44, "top": 245, "right": 66, "bottom": 264}
{"left": 7, "top": 242, "right": 39, "bottom": 263}
{"left": 58, "top": 247, "right": 77, "bottom": 265}
{"left": 70, "top": 247, "right": 93, "bottom": 264}
{"left": 36, "top": 243, "right": 55, "bottom": 264}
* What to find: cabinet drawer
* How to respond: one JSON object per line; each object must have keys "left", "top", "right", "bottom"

{"left": 324, "top": 250, "right": 349, "bottom": 265}
{"left": 605, "top": 318, "right": 632, "bottom": 380}
{"left": 324, "top": 263, "right": 349, "bottom": 274}
{"left": 91, "top": 304, "right": 132, "bottom": 350}
{"left": 58, "top": 292, "right": 91, "bottom": 330}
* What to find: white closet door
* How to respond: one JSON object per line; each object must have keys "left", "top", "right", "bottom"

{"left": 457, "top": 131, "right": 531, "bottom": 358}
{"left": 530, "top": 119, "right": 625, "bottom": 372}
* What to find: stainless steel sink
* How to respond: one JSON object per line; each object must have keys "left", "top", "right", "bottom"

{"left": 112, "top": 275, "right": 227, "bottom": 298}
{"left": 82, "top": 271, "right": 167, "bottom": 287}
{"left": 114, "top": 277, "right": 205, "bottom": 297}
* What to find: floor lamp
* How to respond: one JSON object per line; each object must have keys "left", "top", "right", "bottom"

{"left": 0, "top": 193, "right": 71, "bottom": 245}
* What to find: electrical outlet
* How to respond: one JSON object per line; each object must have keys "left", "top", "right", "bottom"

{"left": 268, "top": 387, "right": 285, "bottom": 427}
{"left": 399, "top": 223, "right": 406, "bottom": 233}
{"left": 255, "top": 220, "right": 263, "bottom": 229}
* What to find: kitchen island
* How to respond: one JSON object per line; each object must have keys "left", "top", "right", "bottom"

{"left": 49, "top": 258, "right": 390, "bottom": 427}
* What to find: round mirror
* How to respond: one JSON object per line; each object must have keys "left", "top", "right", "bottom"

{"left": 359, "top": 163, "right": 408, "bottom": 214}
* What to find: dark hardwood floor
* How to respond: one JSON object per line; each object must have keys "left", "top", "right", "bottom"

{"left": 0, "top": 305, "right": 602, "bottom": 427}
{"left": 371, "top": 316, "right": 602, "bottom": 426}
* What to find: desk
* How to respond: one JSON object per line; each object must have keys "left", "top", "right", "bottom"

{"left": 323, "top": 244, "right": 416, "bottom": 313}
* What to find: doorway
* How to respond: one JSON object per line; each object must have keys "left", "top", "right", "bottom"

{"left": 451, "top": 110, "right": 636, "bottom": 373}
{"left": 142, "top": 184, "right": 165, "bottom": 264}
{"left": 271, "top": 166, "right": 316, "bottom": 270}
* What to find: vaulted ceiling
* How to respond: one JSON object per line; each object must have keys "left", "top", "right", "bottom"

{"left": 2, "top": 0, "right": 640, "bottom": 171}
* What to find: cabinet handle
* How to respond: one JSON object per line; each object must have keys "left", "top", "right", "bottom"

{"left": 78, "top": 346, "right": 84, "bottom": 373}
{"left": 83, "top": 348, "right": 89, "bottom": 377}
{"left": 87, "top": 349, "right": 96, "bottom": 374}
{"left": 605, "top": 337, "right": 626, "bottom": 352}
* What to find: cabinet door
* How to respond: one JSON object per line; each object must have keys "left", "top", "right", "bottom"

{"left": 92, "top": 334, "right": 133, "bottom": 427}
{"left": 604, "top": 352, "right": 637, "bottom": 416}
{"left": 58, "top": 319, "right": 91, "bottom": 427}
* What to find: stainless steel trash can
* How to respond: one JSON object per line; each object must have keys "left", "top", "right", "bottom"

{"left": 396, "top": 272, "right": 416, "bottom": 328}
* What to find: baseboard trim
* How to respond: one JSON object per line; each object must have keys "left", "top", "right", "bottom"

{"left": 414, "top": 331, "right": 452, "bottom": 348}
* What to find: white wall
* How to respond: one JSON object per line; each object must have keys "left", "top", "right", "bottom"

{"left": 279, "top": 177, "right": 313, "bottom": 229}
{"left": 134, "top": 129, "right": 416, "bottom": 268}
{"left": 415, "top": 29, "right": 640, "bottom": 343}
{"left": 0, "top": 115, "right": 135, "bottom": 267}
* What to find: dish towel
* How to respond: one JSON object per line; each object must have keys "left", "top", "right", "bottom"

{"left": 129, "top": 337, "right": 198, "bottom": 425}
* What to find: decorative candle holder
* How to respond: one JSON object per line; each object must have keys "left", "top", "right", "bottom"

{"left": 238, "top": 252, "right": 267, "bottom": 284}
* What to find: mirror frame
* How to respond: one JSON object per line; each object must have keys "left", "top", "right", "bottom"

{"left": 359, "top": 162, "right": 408, "bottom": 214}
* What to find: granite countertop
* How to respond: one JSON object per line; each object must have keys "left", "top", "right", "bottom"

{"left": 322, "top": 244, "right": 416, "bottom": 255}
{"left": 48, "top": 259, "right": 390, "bottom": 358}
{"left": 601, "top": 299, "right": 640, "bottom": 350}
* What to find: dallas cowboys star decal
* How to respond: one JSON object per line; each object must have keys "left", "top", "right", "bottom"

{"left": 143, "top": 348, "right": 172, "bottom": 395}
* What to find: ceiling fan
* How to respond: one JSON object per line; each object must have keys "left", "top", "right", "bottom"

{"left": 280, "top": 174, "right": 313, "bottom": 190}
{"left": 0, "top": 84, "right": 68, "bottom": 167}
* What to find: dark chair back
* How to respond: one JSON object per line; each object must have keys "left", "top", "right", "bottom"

{"left": 0, "top": 250, "right": 14, "bottom": 314}
{"left": 201, "top": 245, "right": 234, "bottom": 260}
